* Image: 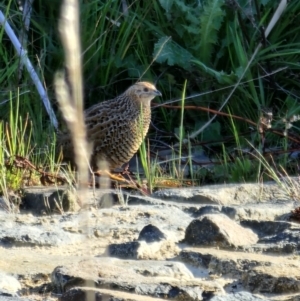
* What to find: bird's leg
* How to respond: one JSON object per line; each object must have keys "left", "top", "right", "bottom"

{"left": 92, "top": 169, "right": 149, "bottom": 195}
{"left": 122, "top": 162, "right": 130, "bottom": 173}
{"left": 119, "top": 162, "right": 138, "bottom": 183}
{"left": 93, "top": 170, "right": 128, "bottom": 184}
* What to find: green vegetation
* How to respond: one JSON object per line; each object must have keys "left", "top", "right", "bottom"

{"left": 0, "top": 0, "right": 300, "bottom": 195}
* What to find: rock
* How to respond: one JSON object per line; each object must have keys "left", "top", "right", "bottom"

{"left": 179, "top": 247, "right": 300, "bottom": 296}
{"left": 241, "top": 220, "right": 300, "bottom": 243}
{"left": 241, "top": 221, "right": 294, "bottom": 236}
{"left": 0, "top": 273, "right": 21, "bottom": 296}
{"left": 107, "top": 222, "right": 176, "bottom": 260}
{"left": 240, "top": 242, "right": 300, "bottom": 254}
{"left": 136, "top": 240, "right": 180, "bottom": 260}
{"left": 60, "top": 287, "right": 173, "bottom": 301}
{"left": 0, "top": 223, "right": 83, "bottom": 247}
{"left": 0, "top": 181, "right": 299, "bottom": 301}
{"left": 210, "top": 291, "right": 267, "bottom": 301}
{"left": 152, "top": 182, "right": 291, "bottom": 205}
{"left": 189, "top": 201, "right": 296, "bottom": 222}
{"left": 243, "top": 265, "right": 300, "bottom": 294}
{"left": 107, "top": 240, "right": 180, "bottom": 260}
{"left": 60, "top": 287, "right": 103, "bottom": 301}
{"left": 184, "top": 214, "right": 258, "bottom": 247}
{"left": 51, "top": 257, "right": 222, "bottom": 298}
{"left": 127, "top": 194, "right": 173, "bottom": 206}
{"left": 239, "top": 220, "right": 300, "bottom": 254}
{"left": 221, "top": 201, "right": 296, "bottom": 222}
{"left": 137, "top": 224, "right": 166, "bottom": 242}
{"left": 21, "top": 187, "right": 81, "bottom": 214}
{"left": 0, "top": 211, "right": 84, "bottom": 247}
{"left": 51, "top": 265, "right": 98, "bottom": 294}
{"left": 99, "top": 192, "right": 119, "bottom": 208}
{"left": 21, "top": 187, "right": 120, "bottom": 214}
{"left": 107, "top": 241, "right": 140, "bottom": 259}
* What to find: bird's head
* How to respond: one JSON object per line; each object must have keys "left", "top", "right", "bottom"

{"left": 126, "top": 82, "right": 162, "bottom": 105}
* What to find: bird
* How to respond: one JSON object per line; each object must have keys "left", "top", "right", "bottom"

{"left": 57, "top": 81, "right": 162, "bottom": 172}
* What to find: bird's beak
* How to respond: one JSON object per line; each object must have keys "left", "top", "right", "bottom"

{"left": 154, "top": 89, "right": 162, "bottom": 97}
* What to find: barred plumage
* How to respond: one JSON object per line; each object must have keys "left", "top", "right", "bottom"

{"left": 57, "top": 82, "right": 161, "bottom": 170}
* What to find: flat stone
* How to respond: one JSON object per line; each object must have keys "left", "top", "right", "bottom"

{"left": 238, "top": 243, "right": 298, "bottom": 255}
{"left": 60, "top": 287, "right": 180, "bottom": 301}
{"left": 210, "top": 291, "right": 267, "bottom": 301}
{"left": 221, "top": 202, "right": 296, "bottom": 222}
{"left": 153, "top": 182, "right": 292, "bottom": 205}
{"left": 179, "top": 247, "right": 300, "bottom": 296}
{"left": 0, "top": 221, "right": 84, "bottom": 248}
{"left": 240, "top": 221, "right": 296, "bottom": 237}
{"left": 240, "top": 221, "right": 300, "bottom": 253}
{"left": 244, "top": 265, "right": 300, "bottom": 294}
{"left": 51, "top": 257, "right": 222, "bottom": 298}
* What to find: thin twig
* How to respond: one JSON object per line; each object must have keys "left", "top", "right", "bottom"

{"left": 55, "top": 0, "right": 90, "bottom": 191}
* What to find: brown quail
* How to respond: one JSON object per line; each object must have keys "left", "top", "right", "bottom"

{"left": 57, "top": 82, "right": 161, "bottom": 170}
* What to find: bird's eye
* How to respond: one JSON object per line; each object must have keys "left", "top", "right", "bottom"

{"left": 143, "top": 87, "right": 149, "bottom": 92}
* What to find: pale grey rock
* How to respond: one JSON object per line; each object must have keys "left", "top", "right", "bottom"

{"left": 1, "top": 182, "right": 299, "bottom": 301}
{"left": 127, "top": 194, "right": 177, "bottom": 206}
{"left": 153, "top": 182, "right": 291, "bottom": 205}
{"left": 240, "top": 221, "right": 296, "bottom": 237}
{"left": 179, "top": 249, "right": 257, "bottom": 278}
{"left": 210, "top": 291, "right": 267, "bottom": 300}
{"left": 244, "top": 267, "right": 300, "bottom": 294}
{"left": 236, "top": 220, "right": 300, "bottom": 254}
{"left": 0, "top": 273, "right": 21, "bottom": 297}
{"left": 51, "top": 257, "right": 221, "bottom": 298}
{"left": 221, "top": 201, "right": 296, "bottom": 222}
{"left": 241, "top": 242, "right": 300, "bottom": 254}
{"left": 179, "top": 247, "right": 300, "bottom": 296}
{"left": 0, "top": 222, "right": 83, "bottom": 247}
{"left": 184, "top": 213, "right": 258, "bottom": 248}
{"left": 178, "top": 201, "right": 296, "bottom": 223}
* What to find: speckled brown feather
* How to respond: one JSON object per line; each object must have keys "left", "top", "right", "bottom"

{"left": 57, "top": 82, "right": 161, "bottom": 170}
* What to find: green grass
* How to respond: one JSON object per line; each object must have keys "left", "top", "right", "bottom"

{"left": 0, "top": 0, "right": 300, "bottom": 195}
{"left": 0, "top": 93, "right": 32, "bottom": 194}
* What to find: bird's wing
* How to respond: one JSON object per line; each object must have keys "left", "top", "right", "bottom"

{"left": 84, "top": 99, "right": 140, "bottom": 146}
